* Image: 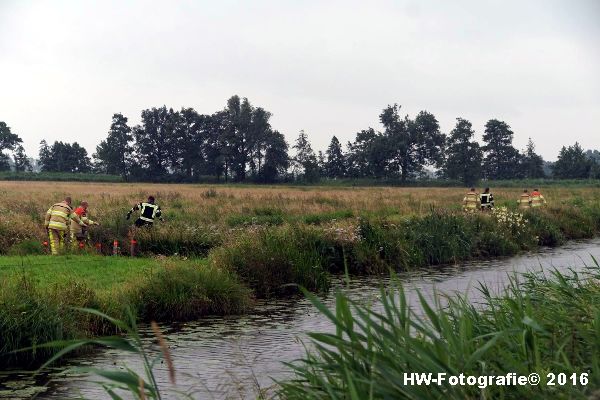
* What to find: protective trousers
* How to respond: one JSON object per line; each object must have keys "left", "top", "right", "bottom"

{"left": 48, "top": 229, "right": 65, "bottom": 255}
{"left": 70, "top": 231, "right": 88, "bottom": 250}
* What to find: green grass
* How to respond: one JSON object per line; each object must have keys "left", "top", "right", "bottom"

{"left": 0, "top": 255, "right": 252, "bottom": 368}
{"left": 279, "top": 260, "right": 600, "bottom": 399}
{"left": 0, "top": 255, "right": 158, "bottom": 290}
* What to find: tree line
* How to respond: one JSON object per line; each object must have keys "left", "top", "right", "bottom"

{"left": 1, "top": 95, "right": 599, "bottom": 184}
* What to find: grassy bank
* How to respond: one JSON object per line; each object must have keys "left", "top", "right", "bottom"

{"left": 0, "top": 256, "right": 251, "bottom": 368}
{"left": 280, "top": 261, "right": 600, "bottom": 399}
{"left": 2, "top": 203, "right": 600, "bottom": 368}
{"left": 208, "top": 203, "right": 600, "bottom": 297}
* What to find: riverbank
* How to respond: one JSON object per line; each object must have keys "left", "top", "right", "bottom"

{"left": 1, "top": 201, "right": 600, "bottom": 369}
{"left": 280, "top": 258, "right": 600, "bottom": 399}
{"left": 0, "top": 256, "right": 251, "bottom": 368}
{"left": 16, "top": 239, "right": 600, "bottom": 400}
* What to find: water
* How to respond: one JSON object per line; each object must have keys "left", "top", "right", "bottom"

{"left": 2, "top": 239, "right": 600, "bottom": 399}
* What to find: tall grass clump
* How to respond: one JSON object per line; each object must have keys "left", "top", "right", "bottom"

{"left": 133, "top": 261, "right": 252, "bottom": 321}
{"left": 0, "top": 276, "right": 103, "bottom": 368}
{"left": 210, "top": 225, "right": 331, "bottom": 297}
{"left": 133, "top": 224, "right": 222, "bottom": 256}
{"left": 280, "top": 260, "right": 600, "bottom": 399}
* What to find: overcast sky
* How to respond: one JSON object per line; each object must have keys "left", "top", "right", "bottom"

{"left": 1, "top": 0, "right": 599, "bottom": 161}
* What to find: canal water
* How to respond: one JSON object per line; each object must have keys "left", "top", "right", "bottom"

{"left": 2, "top": 238, "right": 600, "bottom": 399}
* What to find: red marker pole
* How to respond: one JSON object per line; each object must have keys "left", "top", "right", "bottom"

{"left": 113, "top": 240, "right": 119, "bottom": 256}
{"left": 130, "top": 239, "right": 137, "bottom": 257}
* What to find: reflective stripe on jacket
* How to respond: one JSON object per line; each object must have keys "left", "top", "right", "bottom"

{"left": 463, "top": 192, "right": 479, "bottom": 210}
{"left": 131, "top": 202, "right": 162, "bottom": 223}
{"left": 45, "top": 202, "right": 83, "bottom": 231}
{"left": 530, "top": 192, "right": 546, "bottom": 207}
{"left": 480, "top": 193, "right": 494, "bottom": 207}
{"left": 517, "top": 194, "right": 531, "bottom": 209}
{"left": 70, "top": 207, "right": 96, "bottom": 235}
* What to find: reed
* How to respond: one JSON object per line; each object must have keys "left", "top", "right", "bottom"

{"left": 279, "top": 258, "right": 600, "bottom": 399}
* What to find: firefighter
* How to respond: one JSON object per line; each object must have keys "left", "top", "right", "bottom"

{"left": 479, "top": 187, "right": 494, "bottom": 211}
{"left": 44, "top": 197, "right": 85, "bottom": 255}
{"left": 70, "top": 201, "right": 100, "bottom": 249}
{"left": 126, "top": 196, "right": 164, "bottom": 227}
{"left": 530, "top": 188, "right": 547, "bottom": 208}
{"left": 517, "top": 189, "right": 531, "bottom": 210}
{"left": 463, "top": 187, "right": 479, "bottom": 212}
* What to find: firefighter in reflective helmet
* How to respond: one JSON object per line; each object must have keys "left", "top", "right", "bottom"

{"left": 479, "top": 187, "right": 494, "bottom": 211}
{"left": 44, "top": 196, "right": 85, "bottom": 255}
{"left": 517, "top": 189, "right": 531, "bottom": 210}
{"left": 463, "top": 187, "right": 479, "bottom": 212}
{"left": 530, "top": 188, "right": 547, "bottom": 208}
{"left": 70, "top": 201, "right": 100, "bottom": 249}
{"left": 126, "top": 196, "right": 164, "bottom": 227}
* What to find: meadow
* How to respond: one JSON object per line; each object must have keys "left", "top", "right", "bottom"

{"left": 1, "top": 181, "right": 600, "bottom": 368}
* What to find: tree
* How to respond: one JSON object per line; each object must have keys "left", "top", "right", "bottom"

{"left": 379, "top": 105, "right": 445, "bottom": 181}
{"left": 481, "top": 119, "right": 520, "bottom": 180}
{"left": 93, "top": 113, "right": 133, "bottom": 177}
{"left": 0, "top": 122, "right": 23, "bottom": 171}
{"left": 293, "top": 130, "right": 320, "bottom": 182}
{"left": 317, "top": 151, "right": 326, "bottom": 177}
{"left": 132, "top": 106, "right": 180, "bottom": 179}
{"left": 13, "top": 144, "right": 31, "bottom": 172}
{"left": 38, "top": 140, "right": 52, "bottom": 171}
{"left": 39, "top": 141, "right": 91, "bottom": 173}
{"left": 552, "top": 142, "right": 592, "bottom": 179}
{"left": 219, "top": 96, "right": 279, "bottom": 181}
{"left": 442, "top": 118, "right": 482, "bottom": 186}
{"left": 325, "top": 136, "right": 346, "bottom": 178}
{"left": 260, "top": 130, "right": 289, "bottom": 182}
{"left": 521, "top": 138, "right": 545, "bottom": 179}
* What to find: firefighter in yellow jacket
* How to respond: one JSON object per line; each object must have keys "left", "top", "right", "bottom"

{"left": 44, "top": 197, "right": 85, "bottom": 255}
{"left": 530, "top": 188, "right": 547, "bottom": 208}
{"left": 70, "top": 201, "right": 100, "bottom": 249}
{"left": 517, "top": 189, "right": 531, "bottom": 210}
{"left": 463, "top": 188, "right": 479, "bottom": 212}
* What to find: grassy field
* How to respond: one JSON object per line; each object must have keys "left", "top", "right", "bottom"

{"left": 2, "top": 181, "right": 600, "bottom": 254}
